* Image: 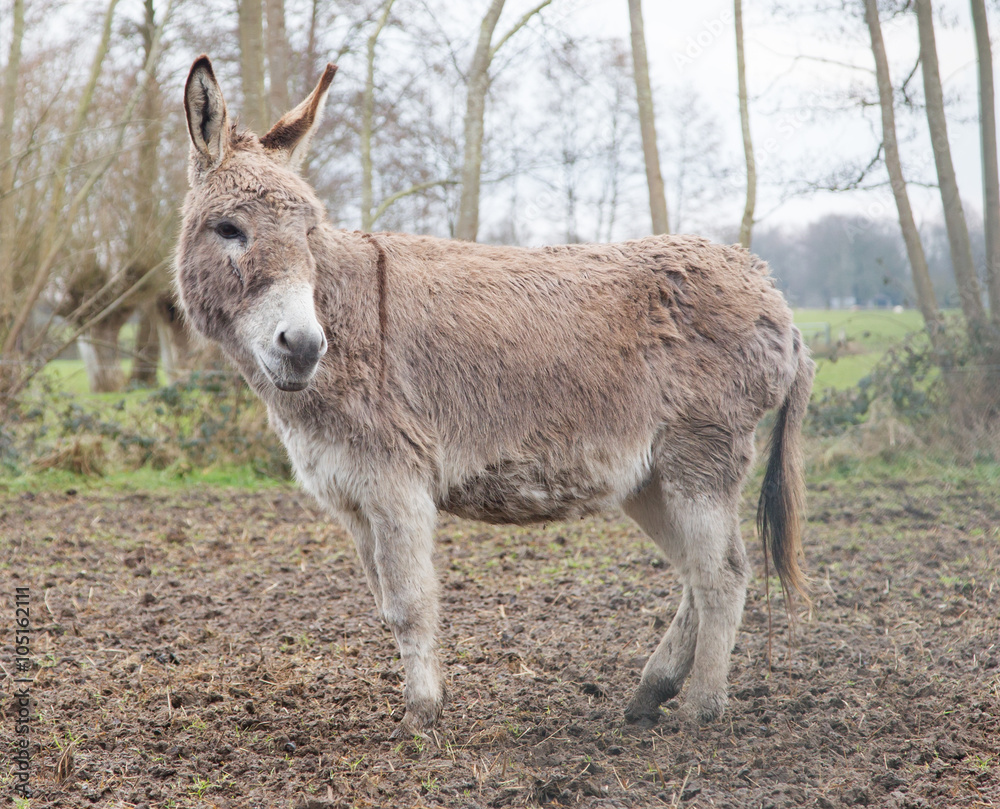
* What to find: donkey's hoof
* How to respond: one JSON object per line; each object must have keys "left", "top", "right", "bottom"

{"left": 686, "top": 691, "right": 727, "bottom": 724}
{"left": 390, "top": 719, "right": 443, "bottom": 746}
{"left": 625, "top": 677, "right": 680, "bottom": 727}
{"left": 624, "top": 692, "right": 663, "bottom": 727}
{"left": 392, "top": 695, "right": 444, "bottom": 739}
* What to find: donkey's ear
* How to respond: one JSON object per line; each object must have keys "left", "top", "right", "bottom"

{"left": 185, "top": 55, "right": 229, "bottom": 176}
{"left": 261, "top": 63, "right": 337, "bottom": 172}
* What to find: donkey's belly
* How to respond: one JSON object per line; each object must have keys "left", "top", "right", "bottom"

{"left": 439, "top": 452, "right": 650, "bottom": 525}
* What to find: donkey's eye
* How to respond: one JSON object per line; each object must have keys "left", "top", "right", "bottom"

{"left": 215, "top": 221, "right": 245, "bottom": 241}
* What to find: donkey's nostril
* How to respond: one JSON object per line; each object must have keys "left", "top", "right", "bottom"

{"left": 273, "top": 321, "right": 326, "bottom": 367}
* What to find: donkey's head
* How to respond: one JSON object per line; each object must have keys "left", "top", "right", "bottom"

{"left": 176, "top": 55, "right": 337, "bottom": 393}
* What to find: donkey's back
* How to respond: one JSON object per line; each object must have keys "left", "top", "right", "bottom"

{"left": 367, "top": 231, "right": 802, "bottom": 520}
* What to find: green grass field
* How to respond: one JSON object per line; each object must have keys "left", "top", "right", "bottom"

{"left": 794, "top": 308, "right": 927, "bottom": 391}
{"left": 43, "top": 358, "right": 169, "bottom": 398}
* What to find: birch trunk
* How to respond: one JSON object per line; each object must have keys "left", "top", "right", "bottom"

{"left": 628, "top": 0, "right": 668, "bottom": 235}
{"left": 238, "top": 0, "right": 269, "bottom": 133}
{"left": 971, "top": 0, "right": 1000, "bottom": 323}
{"left": 916, "top": 0, "right": 989, "bottom": 341}
{"left": 864, "top": 0, "right": 941, "bottom": 340}
{"left": 735, "top": 0, "right": 755, "bottom": 248}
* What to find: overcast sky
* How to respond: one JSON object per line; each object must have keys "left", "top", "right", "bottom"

{"left": 562, "top": 0, "right": 985, "bottom": 233}
{"left": 12, "top": 0, "right": 985, "bottom": 240}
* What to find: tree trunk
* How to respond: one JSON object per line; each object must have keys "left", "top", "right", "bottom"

{"left": 454, "top": 0, "right": 552, "bottom": 242}
{"left": 455, "top": 0, "right": 506, "bottom": 242}
{"left": 129, "top": 302, "right": 161, "bottom": 387}
{"left": 120, "top": 0, "right": 165, "bottom": 387}
{"left": 155, "top": 295, "right": 193, "bottom": 383}
{"left": 79, "top": 314, "right": 128, "bottom": 393}
{"left": 735, "top": 0, "right": 755, "bottom": 248}
{"left": 628, "top": 0, "right": 668, "bottom": 235}
{"left": 238, "top": 0, "right": 269, "bottom": 133}
{"left": 0, "top": 0, "right": 25, "bottom": 334}
{"left": 916, "top": 0, "right": 989, "bottom": 341}
{"left": 361, "top": 0, "right": 396, "bottom": 231}
{"left": 864, "top": 0, "right": 941, "bottom": 340}
{"left": 265, "top": 0, "right": 290, "bottom": 120}
{"left": 971, "top": 0, "right": 1000, "bottom": 323}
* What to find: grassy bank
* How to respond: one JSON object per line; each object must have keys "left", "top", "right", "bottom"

{"left": 794, "top": 308, "right": 926, "bottom": 391}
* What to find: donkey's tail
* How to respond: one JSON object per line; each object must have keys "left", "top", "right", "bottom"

{"left": 757, "top": 330, "right": 815, "bottom": 607}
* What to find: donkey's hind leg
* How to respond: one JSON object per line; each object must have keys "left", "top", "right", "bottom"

{"left": 624, "top": 482, "right": 750, "bottom": 724}
{"left": 623, "top": 483, "right": 699, "bottom": 725}
{"left": 683, "top": 500, "right": 750, "bottom": 722}
{"left": 623, "top": 583, "right": 698, "bottom": 724}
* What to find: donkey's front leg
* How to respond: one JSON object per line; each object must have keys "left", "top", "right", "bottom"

{"left": 368, "top": 493, "right": 444, "bottom": 736}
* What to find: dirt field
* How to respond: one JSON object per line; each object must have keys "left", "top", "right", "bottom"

{"left": 2, "top": 472, "right": 998, "bottom": 808}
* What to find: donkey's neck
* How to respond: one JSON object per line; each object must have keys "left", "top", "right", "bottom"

{"left": 303, "top": 227, "right": 388, "bottom": 410}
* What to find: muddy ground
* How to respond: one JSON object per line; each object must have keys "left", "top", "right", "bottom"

{"left": 2, "top": 473, "right": 998, "bottom": 808}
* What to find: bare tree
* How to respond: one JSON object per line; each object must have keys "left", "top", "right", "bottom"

{"left": 628, "top": 0, "right": 668, "bottom": 235}
{"left": 1, "top": 0, "right": 122, "bottom": 361}
{"left": 735, "top": 0, "right": 755, "bottom": 248}
{"left": 455, "top": 0, "right": 551, "bottom": 242}
{"left": 238, "top": 0, "right": 269, "bottom": 132}
{"left": 266, "top": 0, "right": 290, "bottom": 119}
{"left": 916, "top": 0, "right": 989, "bottom": 341}
{"left": 594, "top": 42, "right": 636, "bottom": 243}
{"left": 62, "top": 3, "right": 172, "bottom": 394}
{"left": 0, "top": 0, "right": 25, "bottom": 337}
{"left": 0, "top": 0, "right": 174, "bottom": 400}
{"left": 971, "top": 0, "right": 1000, "bottom": 324}
{"left": 663, "top": 89, "right": 731, "bottom": 235}
{"left": 357, "top": 1, "right": 459, "bottom": 232}
{"left": 128, "top": 0, "right": 168, "bottom": 388}
{"left": 863, "top": 0, "right": 941, "bottom": 340}
{"left": 361, "top": 0, "right": 396, "bottom": 232}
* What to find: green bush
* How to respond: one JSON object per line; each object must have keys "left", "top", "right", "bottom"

{"left": 808, "top": 315, "right": 1000, "bottom": 460}
{"left": 3, "top": 371, "right": 290, "bottom": 480}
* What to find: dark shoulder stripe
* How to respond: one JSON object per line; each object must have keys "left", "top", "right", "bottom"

{"left": 361, "top": 232, "right": 388, "bottom": 389}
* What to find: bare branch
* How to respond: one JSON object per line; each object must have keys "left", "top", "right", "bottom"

{"left": 1, "top": 0, "right": 175, "bottom": 358}
{"left": 370, "top": 179, "right": 459, "bottom": 228}
{"left": 489, "top": 0, "right": 552, "bottom": 60}
{"left": 4, "top": 257, "right": 168, "bottom": 402}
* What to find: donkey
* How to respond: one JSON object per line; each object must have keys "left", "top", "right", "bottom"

{"left": 176, "top": 56, "right": 814, "bottom": 737}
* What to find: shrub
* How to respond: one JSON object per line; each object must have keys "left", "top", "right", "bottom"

{"left": 808, "top": 315, "right": 1000, "bottom": 461}
{"left": 3, "top": 371, "right": 290, "bottom": 480}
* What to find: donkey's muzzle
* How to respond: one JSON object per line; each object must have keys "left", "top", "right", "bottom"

{"left": 265, "top": 320, "right": 327, "bottom": 391}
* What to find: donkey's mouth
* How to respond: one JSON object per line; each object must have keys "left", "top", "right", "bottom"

{"left": 256, "top": 354, "right": 315, "bottom": 393}
{"left": 273, "top": 377, "right": 312, "bottom": 393}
